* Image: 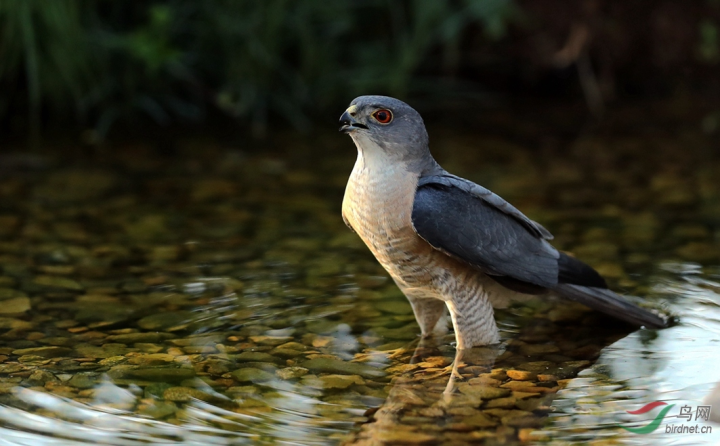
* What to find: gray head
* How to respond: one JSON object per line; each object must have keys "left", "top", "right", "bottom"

{"left": 339, "top": 96, "right": 435, "bottom": 170}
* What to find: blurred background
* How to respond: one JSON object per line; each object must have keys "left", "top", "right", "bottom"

{"left": 2, "top": 0, "right": 720, "bottom": 143}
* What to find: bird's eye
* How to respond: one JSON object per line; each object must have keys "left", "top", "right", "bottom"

{"left": 372, "top": 109, "right": 393, "bottom": 124}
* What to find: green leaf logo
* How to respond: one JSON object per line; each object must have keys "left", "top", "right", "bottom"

{"left": 621, "top": 401, "right": 675, "bottom": 434}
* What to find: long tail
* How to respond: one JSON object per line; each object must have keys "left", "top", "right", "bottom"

{"left": 554, "top": 283, "right": 668, "bottom": 328}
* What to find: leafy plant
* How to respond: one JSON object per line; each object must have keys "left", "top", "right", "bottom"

{"left": 0, "top": 0, "right": 92, "bottom": 139}
{"left": 0, "top": 0, "right": 521, "bottom": 140}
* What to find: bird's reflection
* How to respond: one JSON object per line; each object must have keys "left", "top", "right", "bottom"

{"left": 345, "top": 309, "right": 637, "bottom": 445}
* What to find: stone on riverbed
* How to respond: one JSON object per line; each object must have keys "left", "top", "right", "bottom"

{"left": 506, "top": 370, "right": 537, "bottom": 381}
{"left": 275, "top": 367, "right": 309, "bottom": 380}
{"left": 231, "top": 368, "right": 276, "bottom": 383}
{"left": 32, "top": 276, "right": 83, "bottom": 291}
{"left": 108, "top": 365, "right": 196, "bottom": 382}
{"left": 484, "top": 396, "right": 518, "bottom": 409}
{"left": 75, "top": 343, "right": 132, "bottom": 359}
{"left": 105, "top": 332, "right": 174, "bottom": 344}
{"left": 138, "top": 400, "right": 178, "bottom": 418}
{"left": 137, "top": 312, "right": 195, "bottom": 331}
{"left": 301, "top": 358, "right": 385, "bottom": 379}
{"left": 0, "top": 289, "right": 26, "bottom": 300}
{"left": 463, "top": 412, "right": 497, "bottom": 428}
{"left": 249, "top": 336, "right": 294, "bottom": 346}
{"left": 302, "top": 374, "right": 364, "bottom": 389}
{"left": 12, "top": 346, "right": 73, "bottom": 358}
{"left": 0, "top": 297, "right": 31, "bottom": 314}
{"left": 0, "top": 318, "right": 33, "bottom": 330}
{"left": 163, "top": 386, "right": 215, "bottom": 402}
{"left": 68, "top": 373, "right": 98, "bottom": 389}
{"left": 127, "top": 353, "right": 176, "bottom": 366}
{"left": 234, "top": 352, "right": 283, "bottom": 365}
{"left": 372, "top": 430, "right": 437, "bottom": 444}
{"left": 457, "top": 384, "right": 511, "bottom": 400}
{"left": 271, "top": 348, "right": 306, "bottom": 359}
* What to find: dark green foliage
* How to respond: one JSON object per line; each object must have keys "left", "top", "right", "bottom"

{"left": 0, "top": 0, "right": 92, "bottom": 136}
{"left": 0, "top": 0, "right": 518, "bottom": 138}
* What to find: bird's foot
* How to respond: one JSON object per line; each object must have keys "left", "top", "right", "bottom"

{"left": 443, "top": 349, "right": 466, "bottom": 395}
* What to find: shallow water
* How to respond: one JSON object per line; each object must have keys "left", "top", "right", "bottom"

{"left": 0, "top": 102, "right": 718, "bottom": 444}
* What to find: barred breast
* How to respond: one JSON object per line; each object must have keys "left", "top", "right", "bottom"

{"left": 343, "top": 157, "right": 434, "bottom": 286}
{"left": 341, "top": 153, "right": 531, "bottom": 310}
{"left": 342, "top": 154, "right": 456, "bottom": 294}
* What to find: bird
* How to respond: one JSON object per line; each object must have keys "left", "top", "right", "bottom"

{"left": 339, "top": 95, "right": 668, "bottom": 349}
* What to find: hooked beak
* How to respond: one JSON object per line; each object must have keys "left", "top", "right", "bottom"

{"left": 339, "top": 110, "right": 368, "bottom": 133}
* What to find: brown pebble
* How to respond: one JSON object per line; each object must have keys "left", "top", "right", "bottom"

{"left": 502, "top": 414, "right": 543, "bottom": 428}
{"left": 312, "top": 337, "right": 332, "bottom": 348}
{"left": 489, "top": 369, "right": 507, "bottom": 380}
{"left": 507, "top": 370, "right": 537, "bottom": 381}
{"left": 446, "top": 422, "right": 476, "bottom": 432}
{"left": 501, "top": 381, "right": 559, "bottom": 394}
{"left": 75, "top": 331, "right": 106, "bottom": 341}
{"left": 373, "top": 430, "right": 437, "bottom": 444}
{"left": 54, "top": 320, "right": 79, "bottom": 329}
{"left": 469, "top": 431, "right": 497, "bottom": 440}
{"left": 484, "top": 397, "right": 517, "bottom": 409}
{"left": 513, "top": 391, "right": 538, "bottom": 399}
{"left": 214, "top": 378, "right": 235, "bottom": 387}
{"left": 501, "top": 381, "right": 535, "bottom": 391}
{"left": 460, "top": 413, "right": 497, "bottom": 428}
{"left": 448, "top": 406, "right": 480, "bottom": 416}
{"left": 418, "top": 406, "right": 444, "bottom": 418}
{"left": 483, "top": 408, "right": 511, "bottom": 418}
{"left": 417, "top": 356, "right": 453, "bottom": 368}
{"left": 108, "top": 328, "right": 136, "bottom": 335}
{"left": 142, "top": 276, "right": 168, "bottom": 285}
{"left": 45, "top": 383, "right": 76, "bottom": 393}
{"left": 25, "top": 332, "right": 45, "bottom": 341}
{"left": 468, "top": 375, "right": 502, "bottom": 387}
{"left": 67, "top": 327, "right": 89, "bottom": 334}
{"left": 518, "top": 427, "right": 535, "bottom": 442}
{"left": 537, "top": 374, "right": 557, "bottom": 382}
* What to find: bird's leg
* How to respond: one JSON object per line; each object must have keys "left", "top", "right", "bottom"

{"left": 409, "top": 336, "right": 442, "bottom": 364}
{"left": 405, "top": 294, "right": 448, "bottom": 337}
{"left": 445, "top": 296, "right": 500, "bottom": 349}
{"left": 443, "top": 348, "right": 465, "bottom": 395}
{"left": 443, "top": 345, "right": 504, "bottom": 396}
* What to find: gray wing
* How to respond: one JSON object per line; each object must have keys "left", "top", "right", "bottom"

{"left": 411, "top": 176, "right": 668, "bottom": 328}
{"left": 411, "top": 176, "right": 560, "bottom": 288}
{"left": 417, "top": 175, "right": 554, "bottom": 240}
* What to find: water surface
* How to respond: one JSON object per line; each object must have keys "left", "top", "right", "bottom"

{"left": 0, "top": 102, "right": 718, "bottom": 444}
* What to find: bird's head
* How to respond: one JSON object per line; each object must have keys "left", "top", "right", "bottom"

{"left": 339, "top": 96, "right": 431, "bottom": 166}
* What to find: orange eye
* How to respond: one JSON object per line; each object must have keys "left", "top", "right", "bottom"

{"left": 372, "top": 109, "right": 393, "bottom": 124}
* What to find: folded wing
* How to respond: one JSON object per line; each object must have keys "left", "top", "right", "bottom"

{"left": 411, "top": 175, "right": 667, "bottom": 328}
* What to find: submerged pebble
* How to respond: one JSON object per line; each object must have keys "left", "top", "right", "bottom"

{"left": 0, "top": 122, "right": 712, "bottom": 445}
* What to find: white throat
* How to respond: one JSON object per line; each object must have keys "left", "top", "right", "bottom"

{"left": 350, "top": 132, "right": 400, "bottom": 175}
